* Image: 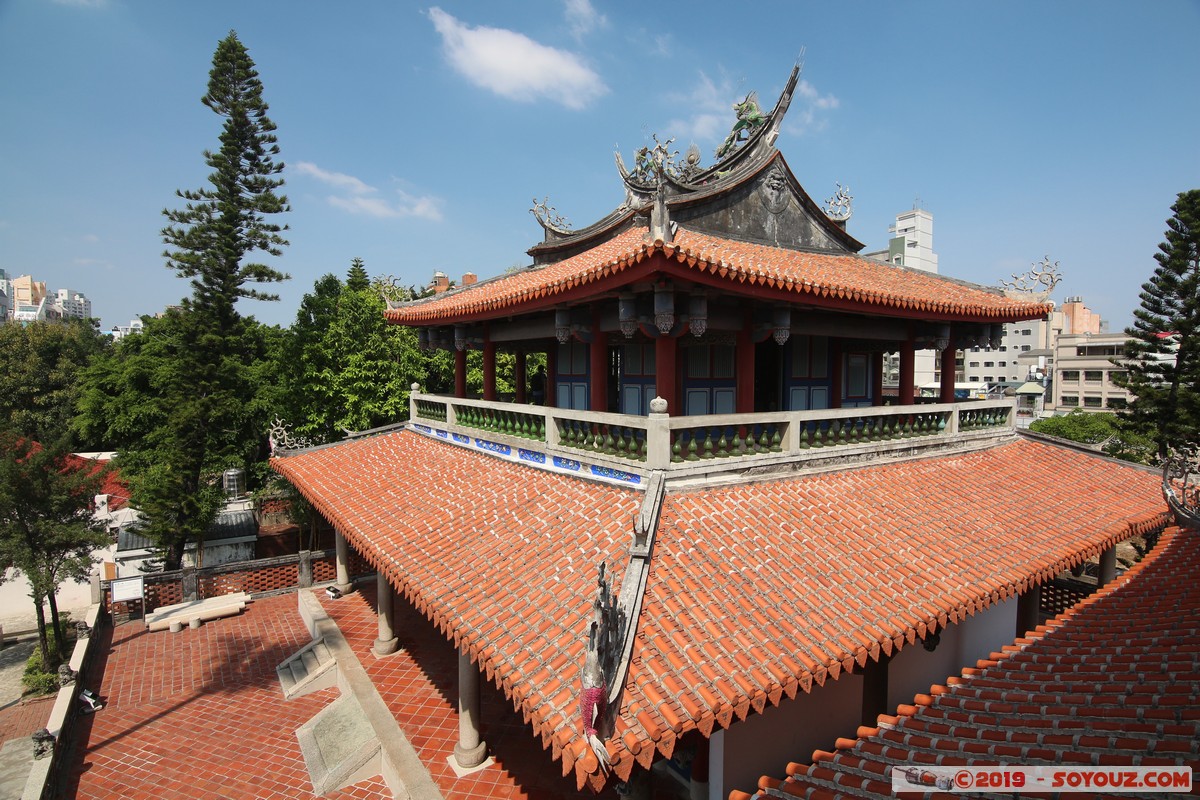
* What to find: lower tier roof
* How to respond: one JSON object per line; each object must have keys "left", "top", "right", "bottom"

{"left": 272, "top": 431, "right": 1167, "bottom": 790}
{"left": 735, "top": 524, "right": 1200, "bottom": 799}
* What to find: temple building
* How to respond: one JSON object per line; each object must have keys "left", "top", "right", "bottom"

{"left": 272, "top": 66, "right": 1168, "bottom": 798}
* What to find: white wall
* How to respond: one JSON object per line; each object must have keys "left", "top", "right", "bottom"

{"left": 888, "top": 596, "right": 1017, "bottom": 712}
{"left": 714, "top": 671, "right": 862, "bottom": 798}
{"left": 714, "top": 596, "right": 1018, "bottom": 798}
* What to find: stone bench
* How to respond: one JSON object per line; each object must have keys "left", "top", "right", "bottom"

{"left": 145, "top": 592, "right": 250, "bottom": 632}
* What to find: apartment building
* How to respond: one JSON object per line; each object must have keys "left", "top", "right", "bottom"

{"left": 1050, "top": 332, "right": 1131, "bottom": 412}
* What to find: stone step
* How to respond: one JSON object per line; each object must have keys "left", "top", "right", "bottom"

{"left": 301, "top": 647, "right": 319, "bottom": 674}
{"left": 277, "top": 662, "right": 297, "bottom": 693}
{"left": 277, "top": 637, "right": 338, "bottom": 700}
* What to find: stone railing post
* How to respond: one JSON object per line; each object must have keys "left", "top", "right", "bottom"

{"left": 298, "top": 550, "right": 313, "bottom": 588}
{"left": 945, "top": 403, "right": 960, "bottom": 436}
{"left": 181, "top": 568, "right": 198, "bottom": 602}
{"left": 409, "top": 383, "right": 421, "bottom": 422}
{"left": 544, "top": 409, "right": 560, "bottom": 447}
{"left": 645, "top": 397, "right": 671, "bottom": 470}
{"left": 781, "top": 412, "right": 801, "bottom": 453}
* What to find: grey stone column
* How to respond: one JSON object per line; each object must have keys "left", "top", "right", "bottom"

{"left": 1097, "top": 546, "right": 1118, "bottom": 587}
{"left": 372, "top": 572, "right": 399, "bottom": 657}
{"left": 334, "top": 530, "right": 353, "bottom": 595}
{"left": 453, "top": 649, "right": 487, "bottom": 768}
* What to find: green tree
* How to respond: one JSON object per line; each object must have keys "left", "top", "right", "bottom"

{"left": 78, "top": 32, "right": 291, "bottom": 570}
{"left": 277, "top": 262, "right": 425, "bottom": 443}
{"left": 1028, "top": 410, "right": 1153, "bottom": 463}
{"left": 162, "top": 30, "right": 290, "bottom": 334}
{"left": 76, "top": 312, "right": 283, "bottom": 570}
{"left": 346, "top": 258, "right": 370, "bottom": 292}
{"left": 0, "top": 320, "right": 109, "bottom": 446}
{"left": 1116, "top": 190, "right": 1200, "bottom": 457}
{"left": 0, "top": 431, "right": 108, "bottom": 668}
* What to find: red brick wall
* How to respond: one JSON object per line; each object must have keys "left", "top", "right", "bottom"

{"left": 103, "top": 548, "right": 372, "bottom": 614}
{"left": 1040, "top": 577, "right": 1094, "bottom": 617}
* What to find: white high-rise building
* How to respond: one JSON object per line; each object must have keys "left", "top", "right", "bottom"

{"left": 885, "top": 208, "right": 938, "bottom": 273}
{"left": 54, "top": 287, "right": 93, "bottom": 320}
{"left": 867, "top": 207, "right": 939, "bottom": 393}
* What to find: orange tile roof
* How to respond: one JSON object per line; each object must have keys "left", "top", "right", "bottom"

{"left": 273, "top": 432, "right": 1167, "bottom": 790}
{"left": 272, "top": 430, "right": 644, "bottom": 789}
{"left": 386, "top": 227, "right": 1051, "bottom": 325}
{"left": 610, "top": 439, "right": 1166, "bottom": 784}
{"left": 733, "top": 524, "right": 1200, "bottom": 800}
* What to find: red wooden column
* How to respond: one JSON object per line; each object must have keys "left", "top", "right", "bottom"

{"left": 871, "top": 352, "right": 885, "bottom": 406}
{"left": 939, "top": 340, "right": 957, "bottom": 403}
{"left": 454, "top": 347, "right": 467, "bottom": 399}
{"left": 655, "top": 335, "right": 678, "bottom": 414}
{"left": 829, "top": 338, "right": 843, "bottom": 409}
{"left": 589, "top": 311, "right": 607, "bottom": 412}
{"left": 899, "top": 337, "right": 916, "bottom": 405}
{"left": 514, "top": 351, "right": 527, "bottom": 403}
{"left": 483, "top": 332, "right": 497, "bottom": 402}
{"left": 736, "top": 309, "right": 755, "bottom": 413}
{"left": 546, "top": 346, "right": 558, "bottom": 408}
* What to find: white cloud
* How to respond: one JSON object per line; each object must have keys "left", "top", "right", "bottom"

{"left": 294, "top": 162, "right": 443, "bottom": 222}
{"left": 787, "top": 78, "right": 840, "bottom": 134}
{"left": 83, "top": 233, "right": 100, "bottom": 243}
{"left": 564, "top": 0, "right": 606, "bottom": 40}
{"left": 428, "top": 7, "right": 607, "bottom": 110}
{"left": 664, "top": 72, "right": 741, "bottom": 145}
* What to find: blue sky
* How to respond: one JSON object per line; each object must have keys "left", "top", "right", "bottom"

{"left": 1, "top": 0, "right": 1197, "bottom": 332}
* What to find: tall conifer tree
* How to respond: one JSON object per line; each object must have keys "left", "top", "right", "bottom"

{"left": 1118, "top": 190, "right": 1200, "bottom": 456}
{"left": 80, "top": 32, "right": 289, "bottom": 570}
{"left": 162, "top": 30, "right": 290, "bottom": 333}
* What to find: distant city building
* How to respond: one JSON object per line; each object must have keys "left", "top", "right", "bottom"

{"left": 106, "top": 319, "right": 145, "bottom": 341}
{"left": 13, "top": 297, "right": 62, "bottom": 323}
{"left": 1050, "top": 331, "right": 1132, "bottom": 412}
{"left": 10, "top": 274, "right": 46, "bottom": 310}
{"left": 868, "top": 207, "right": 938, "bottom": 392}
{"left": 959, "top": 296, "right": 1104, "bottom": 388}
{"left": 1, "top": 273, "right": 94, "bottom": 324}
{"left": 53, "top": 287, "right": 93, "bottom": 320}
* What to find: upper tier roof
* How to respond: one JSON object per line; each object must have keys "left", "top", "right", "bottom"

{"left": 388, "top": 64, "right": 1052, "bottom": 330}
{"left": 385, "top": 226, "right": 1052, "bottom": 326}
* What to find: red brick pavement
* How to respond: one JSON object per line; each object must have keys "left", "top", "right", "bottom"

{"left": 64, "top": 594, "right": 390, "bottom": 800}
{"left": 0, "top": 694, "right": 55, "bottom": 744}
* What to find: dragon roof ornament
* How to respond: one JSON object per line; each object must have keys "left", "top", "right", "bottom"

{"left": 999, "top": 256, "right": 1062, "bottom": 302}
{"left": 530, "top": 196, "right": 573, "bottom": 235}
{"left": 268, "top": 417, "right": 315, "bottom": 455}
{"left": 579, "top": 562, "right": 623, "bottom": 774}
{"left": 998, "top": 256, "right": 1065, "bottom": 297}
{"left": 1163, "top": 444, "right": 1200, "bottom": 528}
{"left": 823, "top": 182, "right": 853, "bottom": 221}
{"left": 611, "top": 61, "right": 804, "bottom": 205}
